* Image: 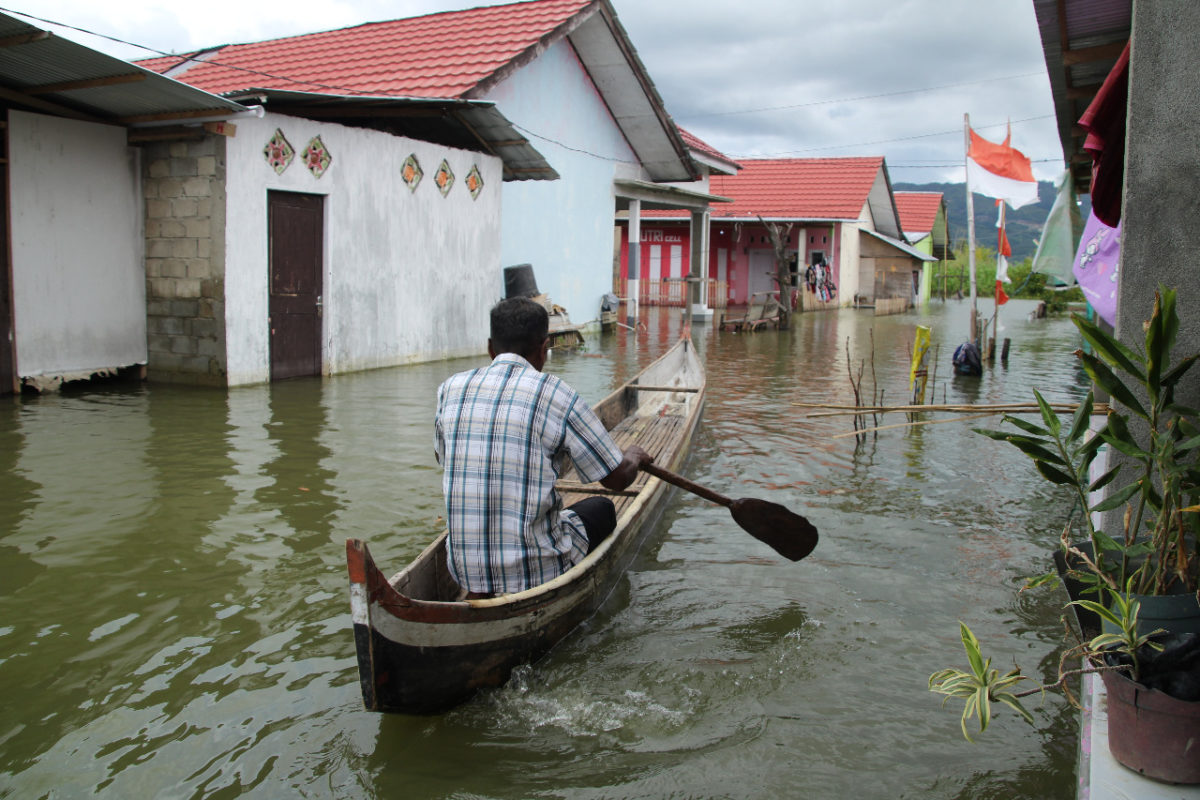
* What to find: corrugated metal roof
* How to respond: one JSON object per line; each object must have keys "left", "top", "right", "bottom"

{"left": 249, "top": 89, "right": 558, "bottom": 181}
{"left": 862, "top": 229, "right": 937, "bottom": 262}
{"left": 0, "top": 11, "right": 249, "bottom": 124}
{"left": 1032, "top": 0, "right": 1132, "bottom": 195}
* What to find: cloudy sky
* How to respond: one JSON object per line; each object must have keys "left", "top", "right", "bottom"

{"left": 9, "top": 0, "right": 1064, "bottom": 184}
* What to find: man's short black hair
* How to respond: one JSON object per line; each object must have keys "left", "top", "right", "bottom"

{"left": 490, "top": 297, "right": 549, "bottom": 356}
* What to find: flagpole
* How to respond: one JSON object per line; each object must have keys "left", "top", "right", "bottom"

{"left": 992, "top": 201, "right": 1005, "bottom": 361}
{"left": 964, "top": 114, "right": 977, "bottom": 346}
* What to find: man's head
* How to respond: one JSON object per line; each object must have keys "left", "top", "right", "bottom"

{"left": 488, "top": 297, "right": 549, "bottom": 368}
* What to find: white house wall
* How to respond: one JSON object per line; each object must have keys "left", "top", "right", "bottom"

{"left": 485, "top": 39, "right": 642, "bottom": 327}
{"left": 841, "top": 208, "right": 865, "bottom": 304}
{"left": 9, "top": 111, "right": 146, "bottom": 382}
{"left": 223, "top": 113, "right": 503, "bottom": 385}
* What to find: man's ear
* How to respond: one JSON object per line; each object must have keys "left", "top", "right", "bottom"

{"left": 487, "top": 339, "right": 497, "bottom": 359}
{"left": 530, "top": 337, "right": 550, "bottom": 371}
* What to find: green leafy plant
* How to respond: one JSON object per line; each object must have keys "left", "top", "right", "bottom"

{"left": 1071, "top": 581, "right": 1165, "bottom": 682}
{"left": 1075, "top": 287, "right": 1200, "bottom": 596}
{"left": 932, "top": 287, "right": 1198, "bottom": 740}
{"left": 931, "top": 585, "right": 1161, "bottom": 741}
{"left": 976, "top": 286, "right": 1200, "bottom": 597}
{"left": 928, "top": 622, "right": 1036, "bottom": 742}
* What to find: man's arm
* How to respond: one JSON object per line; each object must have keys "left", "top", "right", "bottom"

{"left": 600, "top": 445, "right": 653, "bottom": 492}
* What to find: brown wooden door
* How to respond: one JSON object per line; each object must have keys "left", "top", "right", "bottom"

{"left": 269, "top": 191, "right": 323, "bottom": 381}
{"left": 0, "top": 109, "right": 14, "bottom": 394}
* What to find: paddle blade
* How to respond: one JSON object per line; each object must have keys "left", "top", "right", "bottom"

{"left": 730, "top": 498, "right": 819, "bottom": 561}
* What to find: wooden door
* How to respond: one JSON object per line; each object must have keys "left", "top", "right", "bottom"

{"left": 268, "top": 192, "right": 323, "bottom": 381}
{"left": 0, "top": 109, "right": 14, "bottom": 394}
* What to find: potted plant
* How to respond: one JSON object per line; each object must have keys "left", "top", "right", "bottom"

{"left": 928, "top": 286, "right": 1200, "bottom": 783}
{"left": 931, "top": 585, "right": 1200, "bottom": 783}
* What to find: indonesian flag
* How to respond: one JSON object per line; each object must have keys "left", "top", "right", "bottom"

{"left": 968, "top": 125, "right": 1039, "bottom": 209}
{"left": 996, "top": 200, "right": 1012, "bottom": 283}
{"left": 995, "top": 280, "right": 1009, "bottom": 305}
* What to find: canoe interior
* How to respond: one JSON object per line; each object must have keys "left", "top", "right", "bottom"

{"left": 391, "top": 339, "right": 704, "bottom": 604}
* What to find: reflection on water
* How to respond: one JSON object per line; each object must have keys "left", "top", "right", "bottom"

{"left": 0, "top": 300, "right": 1083, "bottom": 798}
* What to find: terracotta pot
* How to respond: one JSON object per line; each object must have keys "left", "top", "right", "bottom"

{"left": 1101, "top": 668, "right": 1200, "bottom": 784}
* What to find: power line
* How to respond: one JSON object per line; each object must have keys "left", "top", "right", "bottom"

{"left": 725, "top": 114, "right": 1057, "bottom": 159}
{"left": 682, "top": 71, "right": 1045, "bottom": 119}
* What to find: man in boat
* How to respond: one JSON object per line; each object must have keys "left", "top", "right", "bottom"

{"left": 434, "top": 297, "right": 652, "bottom": 599}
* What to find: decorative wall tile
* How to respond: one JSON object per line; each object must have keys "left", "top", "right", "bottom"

{"left": 466, "top": 164, "right": 484, "bottom": 200}
{"left": 434, "top": 159, "right": 455, "bottom": 196}
{"left": 402, "top": 154, "right": 423, "bottom": 192}
{"left": 263, "top": 129, "right": 295, "bottom": 174}
{"left": 303, "top": 135, "right": 332, "bottom": 178}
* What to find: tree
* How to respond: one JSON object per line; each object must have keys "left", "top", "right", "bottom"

{"left": 757, "top": 216, "right": 794, "bottom": 330}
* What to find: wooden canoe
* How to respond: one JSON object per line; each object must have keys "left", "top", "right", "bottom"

{"left": 346, "top": 337, "right": 705, "bottom": 713}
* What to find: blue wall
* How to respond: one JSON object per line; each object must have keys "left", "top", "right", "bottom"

{"left": 485, "top": 40, "right": 640, "bottom": 328}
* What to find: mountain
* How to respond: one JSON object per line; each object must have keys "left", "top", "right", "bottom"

{"left": 893, "top": 180, "right": 1090, "bottom": 262}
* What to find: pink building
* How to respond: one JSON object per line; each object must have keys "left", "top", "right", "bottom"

{"left": 619, "top": 151, "right": 934, "bottom": 313}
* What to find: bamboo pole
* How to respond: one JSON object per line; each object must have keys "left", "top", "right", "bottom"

{"left": 793, "top": 401, "right": 1110, "bottom": 416}
{"left": 831, "top": 412, "right": 997, "bottom": 439}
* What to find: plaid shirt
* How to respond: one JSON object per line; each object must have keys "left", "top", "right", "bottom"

{"left": 434, "top": 353, "right": 624, "bottom": 594}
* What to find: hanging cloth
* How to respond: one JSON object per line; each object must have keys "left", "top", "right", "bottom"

{"left": 1078, "top": 40, "right": 1130, "bottom": 227}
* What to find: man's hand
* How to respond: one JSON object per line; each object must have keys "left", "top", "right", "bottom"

{"left": 600, "top": 445, "right": 653, "bottom": 492}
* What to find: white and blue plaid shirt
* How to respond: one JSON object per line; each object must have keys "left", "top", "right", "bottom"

{"left": 434, "top": 353, "right": 624, "bottom": 594}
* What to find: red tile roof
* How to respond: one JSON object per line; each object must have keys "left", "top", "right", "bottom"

{"left": 137, "top": 0, "right": 595, "bottom": 98}
{"left": 706, "top": 157, "right": 886, "bottom": 220}
{"left": 678, "top": 128, "right": 740, "bottom": 170}
{"left": 894, "top": 192, "right": 944, "bottom": 234}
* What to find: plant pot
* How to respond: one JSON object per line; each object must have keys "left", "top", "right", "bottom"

{"left": 1098, "top": 590, "right": 1200, "bottom": 639}
{"left": 1056, "top": 541, "right": 1200, "bottom": 637}
{"left": 1132, "top": 591, "right": 1200, "bottom": 636}
{"left": 1101, "top": 667, "right": 1200, "bottom": 784}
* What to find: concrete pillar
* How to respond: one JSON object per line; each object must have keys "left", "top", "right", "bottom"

{"left": 1098, "top": 2, "right": 1200, "bottom": 536}
{"left": 689, "top": 209, "right": 712, "bottom": 318}
{"left": 627, "top": 200, "right": 640, "bottom": 324}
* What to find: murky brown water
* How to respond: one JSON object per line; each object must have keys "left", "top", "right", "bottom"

{"left": 1, "top": 300, "right": 1086, "bottom": 798}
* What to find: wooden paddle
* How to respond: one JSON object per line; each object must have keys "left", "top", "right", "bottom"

{"left": 641, "top": 463, "right": 818, "bottom": 561}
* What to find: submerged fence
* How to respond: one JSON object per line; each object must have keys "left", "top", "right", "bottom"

{"left": 638, "top": 279, "right": 728, "bottom": 308}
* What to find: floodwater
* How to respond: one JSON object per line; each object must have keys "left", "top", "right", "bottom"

{"left": 1, "top": 299, "right": 1089, "bottom": 799}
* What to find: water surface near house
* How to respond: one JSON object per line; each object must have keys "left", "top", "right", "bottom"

{"left": 0, "top": 300, "right": 1083, "bottom": 798}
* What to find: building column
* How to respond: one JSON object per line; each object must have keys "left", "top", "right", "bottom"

{"left": 626, "top": 200, "right": 640, "bottom": 324}
{"left": 689, "top": 208, "right": 711, "bottom": 318}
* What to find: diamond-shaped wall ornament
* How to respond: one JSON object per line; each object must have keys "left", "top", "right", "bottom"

{"left": 434, "top": 159, "right": 455, "bottom": 197}
{"left": 263, "top": 129, "right": 295, "bottom": 174}
{"left": 402, "top": 154, "right": 423, "bottom": 192}
{"left": 302, "top": 135, "right": 332, "bottom": 178}
{"left": 466, "top": 164, "right": 484, "bottom": 200}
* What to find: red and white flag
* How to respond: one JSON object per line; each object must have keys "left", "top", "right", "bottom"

{"left": 967, "top": 125, "right": 1039, "bottom": 209}
{"left": 995, "top": 200, "right": 1012, "bottom": 283}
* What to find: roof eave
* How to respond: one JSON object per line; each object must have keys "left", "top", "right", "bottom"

{"left": 0, "top": 12, "right": 251, "bottom": 126}
{"left": 240, "top": 89, "right": 558, "bottom": 181}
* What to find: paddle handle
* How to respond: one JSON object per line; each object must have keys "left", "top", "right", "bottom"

{"left": 641, "top": 463, "right": 733, "bottom": 508}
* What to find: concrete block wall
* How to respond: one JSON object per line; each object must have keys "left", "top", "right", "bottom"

{"left": 142, "top": 135, "right": 228, "bottom": 386}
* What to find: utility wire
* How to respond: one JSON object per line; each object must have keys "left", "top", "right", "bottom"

{"left": 726, "top": 114, "right": 1057, "bottom": 159}
{"left": 684, "top": 71, "right": 1045, "bottom": 119}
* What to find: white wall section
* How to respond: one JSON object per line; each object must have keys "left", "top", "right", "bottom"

{"left": 9, "top": 111, "right": 146, "bottom": 382}
{"left": 224, "top": 113, "right": 504, "bottom": 385}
